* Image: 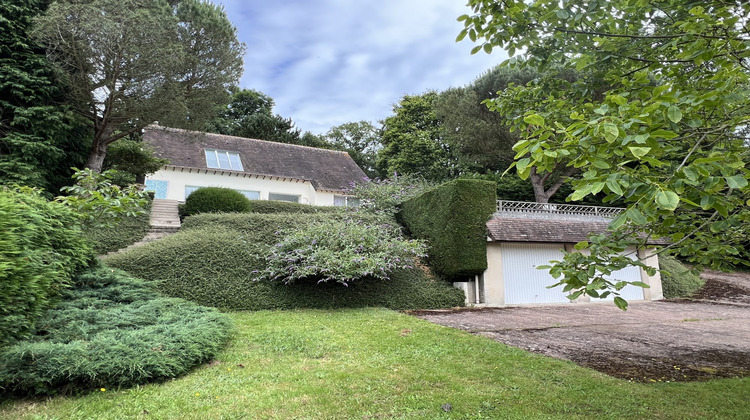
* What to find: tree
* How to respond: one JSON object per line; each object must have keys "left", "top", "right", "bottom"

{"left": 377, "top": 92, "right": 460, "bottom": 181}
{"left": 435, "top": 65, "right": 582, "bottom": 203}
{"left": 324, "top": 121, "right": 382, "bottom": 178}
{"left": 33, "top": 0, "right": 245, "bottom": 172}
{"left": 207, "top": 89, "right": 302, "bottom": 144}
{"left": 460, "top": 0, "right": 750, "bottom": 306}
{"left": 102, "top": 139, "right": 169, "bottom": 185}
{"left": 0, "top": 0, "right": 90, "bottom": 193}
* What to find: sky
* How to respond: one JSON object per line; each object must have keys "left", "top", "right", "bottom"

{"left": 213, "top": 0, "right": 508, "bottom": 135}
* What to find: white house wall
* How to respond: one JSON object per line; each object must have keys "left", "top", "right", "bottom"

{"left": 146, "top": 168, "right": 340, "bottom": 205}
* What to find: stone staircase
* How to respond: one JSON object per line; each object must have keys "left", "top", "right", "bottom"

{"left": 104, "top": 199, "right": 181, "bottom": 256}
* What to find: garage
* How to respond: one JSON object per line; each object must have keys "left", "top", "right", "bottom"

{"left": 501, "top": 242, "right": 569, "bottom": 304}
{"left": 478, "top": 205, "right": 664, "bottom": 306}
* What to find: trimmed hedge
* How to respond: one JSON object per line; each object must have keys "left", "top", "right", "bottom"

{"left": 181, "top": 212, "right": 382, "bottom": 239}
{"left": 105, "top": 223, "right": 465, "bottom": 311}
{"left": 83, "top": 201, "right": 152, "bottom": 254}
{"left": 659, "top": 255, "right": 705, "bottom": 299}
{"left": 0, "top": 188, "right": 92, "bottom": 346}
{"left": 398, "top": 179, "right": 497, "bottom": 281}
{"left": 248, "top": 200, "right": 346, "bottom": 214}
{"left": 0, "top": 266, "right": 232, "bottom": 395}
{"left": 183, "top": 187, "right": 252, "bottom": 216}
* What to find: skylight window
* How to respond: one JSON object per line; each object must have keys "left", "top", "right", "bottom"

{"left": 205, "top": 149, "right": 243, "bottom": 171}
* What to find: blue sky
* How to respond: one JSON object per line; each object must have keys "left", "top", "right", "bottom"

{"left": 213, "top": 1, "right": 507, "bottom": 134}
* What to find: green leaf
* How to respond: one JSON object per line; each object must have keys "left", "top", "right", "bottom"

{"left": 570, "top": 184, "right": 594, "bottom": 201}
{"left": 483, "top": 43, "right": 492, "bottom": 54}
{"left": 630, "top": 281, "right": 651, "bottom": 288}
{"left": 470, "top": 45, "right": 482, "bottom": 55}
{"left": 523, "top": 114, "right": 545, "bottom": 126}
{"left": 725, "top": 175, "right": 748, "bottom": 189}
{"left": 682, "top": 167, "right": 697, "bottom": 181}
{"left": 455, "top": 29, "right": 468, "bottom": 42}
{"left": 667, "top": 105, "right": 683, "bottom": 123}
{"left": 626, "top": 208, "right": 647, "bottom": 225}
{"left": 602, "top": 123, "right": 619, "bottom": 143}
{"left": 655, "top": 190, "right": 680, "bottom": 211}
{"left": 614, "top": 296, "right": 629, "bottom": 311}
{"left": 628, "top": 146, "right": 651, "bottom": 158}
{"left": 651, "top": 129, "right": 678, "bottom": 139}
{"left": 516, "top": 157, "right": 530, "bottom": 173}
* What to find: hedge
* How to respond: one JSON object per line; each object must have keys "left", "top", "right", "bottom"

{"left": 105, "top": 224, "right": 464, "bottom": 311}
{"left": 248, "top": 200, "right": 346, "bottom": 214}
{"left": 659, "top": 255, "right": 705, "bottom": 299}
{"left": 398, "top": 179, "right": 497, "bottom": 281}
{"left": 183, "top": 187, "right": 252, "bottom": 216}
{"left": 181, "top": 212, "right": 382, "bottom": 239}
{"left": 0, "top": 266, "right": 232, "bottom": 396}
{"left": 83, "top": 200, "right": 152, "bottom": 254}
{"left": 0, "top": 188, "right": 92, "bottom": 346}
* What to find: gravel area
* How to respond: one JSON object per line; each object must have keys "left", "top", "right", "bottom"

{"left": 412, "top": 270, "right": 750, "bottom": 382}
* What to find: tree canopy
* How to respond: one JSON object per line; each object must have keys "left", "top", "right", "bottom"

{"left": 324, "top": 121, "right": 381, "bottom": 178}
{"left": 460, "top": 0, "right": 750, "bottom": 307}
{"left": 33, "top": 0, "right": 245, "bottom": 172}
{"left": 0, "top": 0, "right": 89, "bottom": 193}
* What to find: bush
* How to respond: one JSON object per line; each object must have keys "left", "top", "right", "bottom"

{"left": 399, "top": 179, "right": 497, "bottom": 281}
{"left": 0, "top": 187, "right": 92, "bottom": 346}
{"left": 346, "top": 175, "right": 434, "bottom": 216}
{"left": 0, "top": 266, "right": 232, "bottom": 396}
{"left": 105, "top": 223, "right": 465, "bottom": 311}
{"left": 249, "top": 200, "right": 345, "bottom": 214}
{"left": 183, "top": 187, "right": 252, "bottom": 216}
{"left": 659, "top": 255, "right": 705, "bottom": 298}
{"left": 257, "top": 218, "right": 426, "bottom": 285}
{"left": 83, "top": 200, "right": 152, "bottom": 254}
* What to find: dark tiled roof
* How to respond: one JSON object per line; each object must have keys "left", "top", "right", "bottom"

{"left": 487, "top": 217, "right": 668, "bottom": 245}
{"left": 143, "top": 125, "right": 367, "bottom": 192}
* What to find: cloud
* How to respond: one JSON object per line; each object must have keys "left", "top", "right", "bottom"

{"left": 215, "top": 0, "right": 506, "bottom": 134}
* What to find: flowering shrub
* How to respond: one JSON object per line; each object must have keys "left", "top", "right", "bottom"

{"left": 256, "top": 218, "right": 427, "bottom": 286}
{"left": 345, "top": 175, "right": 433, "bottom": 216}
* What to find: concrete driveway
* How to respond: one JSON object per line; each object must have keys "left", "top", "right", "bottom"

{"left": 414, "top": 271, "right": 750, "bottom": 382}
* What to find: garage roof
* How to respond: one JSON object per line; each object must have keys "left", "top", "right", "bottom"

{"left": 486, "top": 217, "right": 668, "bottom": 245}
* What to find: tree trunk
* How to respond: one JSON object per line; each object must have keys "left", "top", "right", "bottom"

{"left": 529, "top": 169, "right": 551, "bottom": 203}
{"left": 86, "top": 141, "right": 108, "bottom": 173}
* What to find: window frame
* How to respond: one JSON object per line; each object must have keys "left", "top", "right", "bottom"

{"left": 269, "top": 192, "right": 300, "bottom": 203}
{"left": 204, "top": 149, "right": 243, "bottom": 171}
{"left": 333, "top": 195, "right": 360, "bottom": 208}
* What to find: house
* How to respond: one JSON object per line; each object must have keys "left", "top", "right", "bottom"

{"left": 142, "top": 125, "right": 366, "bottom": 206}
{"left": 456, "top": 200, "right": 665, "bottom": 306}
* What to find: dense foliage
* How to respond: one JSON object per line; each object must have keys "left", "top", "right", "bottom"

{"left": 377, "top": 92, "right": 459, "bottom": 182}
{"left": 247, "top": 200, "right": 345, "bottom": 214}
{"left": 183, "top": 187, "right": 252, "bottom": 216}
{"left": 0, "top": 187, "right": 92, "bottom": 346}
{"left": 83, "top": 201, "right": 152, "bottom": 255}
{"left": 659, "top": 255, "right": 705, "bottom": 299}
{"left": 57, "top": 169, "right": 150, "bottom": 229}
{"left": 346, "top": 175, "right": 434, "bottom": 217}
{"left": 460, "top": 0, "right": 750, "bottom": 304}
{"left": 0, "top": 0, "right": 89, "bottom": 193}
{"left": 106, "top": 214, "right": 464, "bottom": 310}
{"left": 33, "top": 0, "right": 245, "bottom": 171}
{"left": 257, "top": 218, "right": 426, "bottom": 286}
{"left": 0, "top": 266, "right": 232, "bottom": 395}
{"left": 399, "top": 179, "right": 497, "bottom": 281}
{"left": 324, "top": 121, "right": 382, "bottom": 178}
{"left": 102, "top": 139, "right": 169, "bottom": 184}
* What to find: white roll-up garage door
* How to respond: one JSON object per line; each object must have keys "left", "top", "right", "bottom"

{"left": 501, "top": 243, "right": 570, "bottom": 304}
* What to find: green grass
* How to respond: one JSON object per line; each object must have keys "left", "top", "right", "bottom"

{"left": 1, "top": 309, "right": 748, "bottom": 419}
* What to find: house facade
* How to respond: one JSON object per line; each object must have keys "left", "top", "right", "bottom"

{"left": 456, "top": 201, "right": 665, "bottom": 306}
{"left": 142, "top": 125, "right": 366, "bottom": 206}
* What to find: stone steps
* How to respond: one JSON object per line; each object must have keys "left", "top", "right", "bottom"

{"left": 102, "top": 199, "right": 181, "bottom": 257}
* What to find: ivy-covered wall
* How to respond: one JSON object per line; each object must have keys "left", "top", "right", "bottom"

{"left": 399, "top": 179, "right": 497, "bottom": 281}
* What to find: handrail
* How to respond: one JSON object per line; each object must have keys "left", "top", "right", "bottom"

{"left": 495, "top": 200, "right": 623, "bottom": 220}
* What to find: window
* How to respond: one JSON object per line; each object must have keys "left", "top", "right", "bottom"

{"left": 269, "top": 193, "right": 300, "bottom": 203}
{"left": 237, "top": 190, "right": 260, "bottom": 200}
{"left": 333, "top": 195, "right": 360, "bottom": 208}
{"left": 204, "top": 149, "right": 243, "bottom": 171}
{"left": 185, "top": 185, "right": 201, "bottom": 198}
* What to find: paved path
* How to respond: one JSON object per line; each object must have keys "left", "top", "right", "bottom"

{"left": 104, "top": 199, "right": 181, "bottom": 256}
{"left": 414, "top": 272, "right": 750, "bottom": 381}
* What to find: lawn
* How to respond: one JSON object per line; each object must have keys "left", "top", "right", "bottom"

{"left": 1, "top": 308, "right": 747, "bottom": 419}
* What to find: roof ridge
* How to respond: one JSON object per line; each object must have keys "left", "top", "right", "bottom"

{"left": 144, "top": 124, "right": 350, "bottom": 156}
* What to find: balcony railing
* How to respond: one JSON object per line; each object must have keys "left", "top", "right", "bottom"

{"left": 494, "top": 200, "right": 623, "bottom": 221}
